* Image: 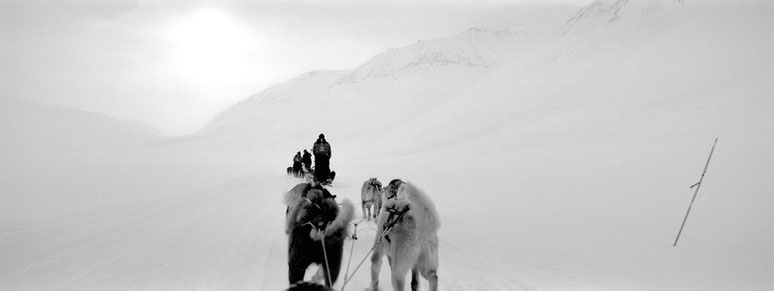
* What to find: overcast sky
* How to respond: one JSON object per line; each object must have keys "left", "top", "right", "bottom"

{"left": 1, "top": 0, "right": 592, "bottom": 135}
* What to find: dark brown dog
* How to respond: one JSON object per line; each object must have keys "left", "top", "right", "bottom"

{"left": 284, "top": 184, "right": 353, "bottom": 287}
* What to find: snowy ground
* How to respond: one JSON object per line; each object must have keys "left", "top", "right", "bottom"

{"left": 1, "top": 0, "right": 772, "bottom": 290}
{"left": 1, "top": 129, "right": 771, "bottom": 290}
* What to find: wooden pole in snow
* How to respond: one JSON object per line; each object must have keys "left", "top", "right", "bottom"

{"left": 673, "top": 138, "right": 718, "bottom": 247}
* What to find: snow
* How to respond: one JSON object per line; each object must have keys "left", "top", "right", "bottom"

{"left": 1, "top": 0, "right": 772, "bottom": 290}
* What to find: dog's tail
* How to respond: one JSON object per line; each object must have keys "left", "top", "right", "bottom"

{"left": 405, "top": 183, "right": 440, "bottom": 233}
{"left": 326, "top": 199, "right": 354, "bottom": 239}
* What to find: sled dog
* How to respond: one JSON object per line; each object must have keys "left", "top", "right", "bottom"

{"left": 370, "top": 183, "right": 439, "bottom": 291}
{"left": 284, "top": 184, "right": 353, "bottom": 287}
{"left": 319, "top": 171, "right": 336, "bottom": 186}
{"left": 301, "top": 167, "right": 315, "bottom": 183}
{"left": 361, "top": 178, "right": 383, "bottom": 221}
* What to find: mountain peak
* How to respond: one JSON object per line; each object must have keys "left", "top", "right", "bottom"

{"left": 553, "top": 0, "right": 688, "bottom": 37}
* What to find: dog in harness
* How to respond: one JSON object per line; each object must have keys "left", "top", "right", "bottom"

{"left": 361, "top": 178, "right": 383, "bottom": 221}
{"left": 370, "top": 183, "right": 439, "bottom": 291}
{"left": 284, "top": 183, "right": 352, "bottom": 288}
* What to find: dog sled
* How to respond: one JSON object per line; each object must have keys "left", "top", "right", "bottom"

{"left": 314, "top": 167, "right": 336, "bottom": 186}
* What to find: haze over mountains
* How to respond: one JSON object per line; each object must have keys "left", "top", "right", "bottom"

{"left": 1, "top": 98, "right": 161, "bottom": 152}
{"left": 1, "top": 0, "right": 771, "bottom": 289}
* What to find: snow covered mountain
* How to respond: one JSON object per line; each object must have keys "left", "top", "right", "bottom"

{"left": 201, "top": 70, "right": 347, "bottom": 137}
{"left": 0, "top": 98, "right": 162, "bottom": 152}
{"left": 334, "top": 27, "right": 524, "bottom": 83}
{"left": 198, "top": 22, "right": 558, "bottom": 154}
{"left": 200, "top": 0, "right": 771, "bottom": 157}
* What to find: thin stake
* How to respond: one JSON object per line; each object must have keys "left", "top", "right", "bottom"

{"left": 673, "top": 138, "right": 718, "bottom": 247}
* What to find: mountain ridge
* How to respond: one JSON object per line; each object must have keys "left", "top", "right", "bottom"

{"left": 1, "top": 98, "right": 163, "bottom": 152}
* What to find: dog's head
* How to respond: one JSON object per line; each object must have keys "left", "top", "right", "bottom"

{"left": 367, "top": 178, "right": 383, "bottom": 191}
{"left": 296, "top": 188, "right": 339, "bottom": 232}
{"left": 382, "top": 179, "right": 404, "bottom": 200}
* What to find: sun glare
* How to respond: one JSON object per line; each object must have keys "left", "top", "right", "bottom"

{"left": 167, "top": 9, "right": 252, "bottom": 86}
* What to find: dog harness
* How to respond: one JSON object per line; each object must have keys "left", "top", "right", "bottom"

{"left": 301, "top": 183, "right": 336, "bottom": 199}
{"left": 385, "top": 190, "right": 397, "bottom": 200}
{"left": 380, "top": 205, "right": 408, "bottom": 243}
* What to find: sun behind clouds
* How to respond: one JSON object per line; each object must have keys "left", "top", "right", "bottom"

{"left": 166, "top": 9, "right": 253, "bottom": 86}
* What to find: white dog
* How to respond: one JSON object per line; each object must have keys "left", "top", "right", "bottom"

{"left": 361, "top": 178, "right": 383, "bottom": 221}
{"left": 370, "top": 183, "right": 439, "bottom": 291}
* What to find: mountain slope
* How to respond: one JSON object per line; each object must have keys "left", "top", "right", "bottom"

{"left": 0, "top": 98, "right": 166, "bottom": 223}
{"left": 200, "top": 0, "right": 771, "bottom": 150}
{"left": 334, "top": 27, "right": 526, "bottom": 83}
{"left": 201, "top": 70, "right": 347, "bottom": 137}
{"left": 197, "top": 23, "right": 559, "bottom": 153}
{"left": 367, "top": 0, "right": 772, "bottom": 154}
{"left": 0, "top": 98, "right": 162, "bottom": 152}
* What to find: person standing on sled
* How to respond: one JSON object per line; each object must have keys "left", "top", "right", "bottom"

{"left": 292, "top": 151, "right": 303, "bottom": 177}
{"left": 301, "top": 149, "right": 312, "bottom": 173}
{"left": 312, "top": 134, "right": 332, "bottom": 184}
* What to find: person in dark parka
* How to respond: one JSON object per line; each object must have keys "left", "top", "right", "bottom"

{"left": 312, "top": 134, "right": 332, "bottom": 184}
{"left": 301, "top": 149, "right": 312, "bottom": 172}
{"left": 292, "top": 151, "right": 303, "bottom": 177}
